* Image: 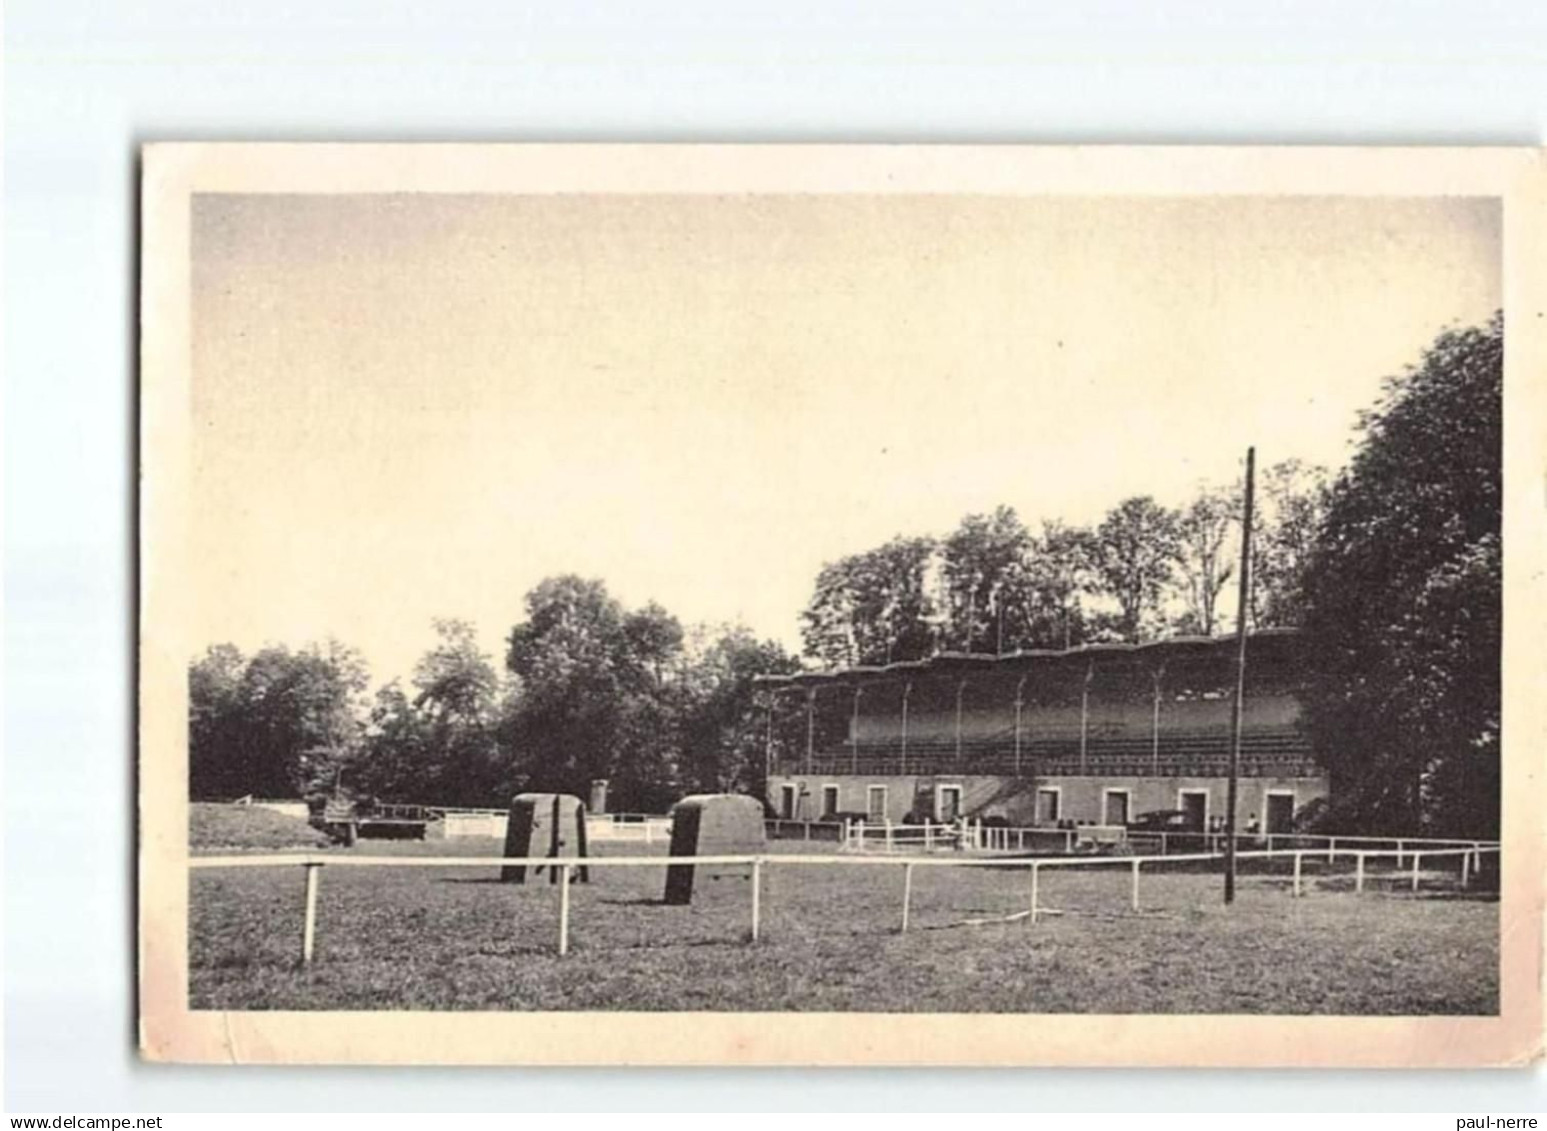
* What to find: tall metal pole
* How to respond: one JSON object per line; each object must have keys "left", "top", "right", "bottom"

{"left": 1224, "top": 446, "right": 1256, "bottom": 905}
{"left": 804, "top": 687, "right": 816, "bottom": 776}
{"left": 1151, "top": 666, "right": 1164, "bottom": 775}
{"left": 851, "top": 686, "right": 863, "bottom": 774}
{"left": 900, "top": 681, "right": 912, "bottom": 776}
{"left": 765, "top": 694, "right": 776, "bottom": 785}
{"left": 955, "top": 679, "right": 967, "bottom": 771}
{"left": 1013, "top": 673, "right": 1028, "bottom": 777}
{"left": 1079, "top": 662, "right": 1093, "bottom": 775}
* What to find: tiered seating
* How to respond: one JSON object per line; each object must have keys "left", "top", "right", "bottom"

{"left": 792, "top": 723, "right": 1317, "bottom": 778}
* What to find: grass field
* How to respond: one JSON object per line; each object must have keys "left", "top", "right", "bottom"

{"left": 189, "top": 801, "right": 331, "bottom": 851}
{"left": 189, "top": 838, "right": 1498, "bottom": 1014}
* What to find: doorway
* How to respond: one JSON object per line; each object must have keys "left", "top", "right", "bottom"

{"left": 867, "top": 785, "right": 888, "bottom": 822}
{"left": 1178, "top": 789, "right": 1208, "bottom": 832}
{"left": 1103, "top": 788, "right": 1131, "bottom": 827}
{"left": 820, "top": 784, "right": 840, "bottom": 820}
{"left": 1265, "top": 791, "right": 1295, "bottom": 835}
{"left": 780, "top": 784, "right": 796, "bottom": 820}
{"left": 1036, "top": 787, "right": 1061, "bottom": 825}
{"left": 936, "top": 784, "right": 963, "bottom": 823}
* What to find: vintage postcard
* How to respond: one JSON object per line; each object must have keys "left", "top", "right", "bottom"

{"left": 139, "top": 144, "right": 1546, "bottom": 1066}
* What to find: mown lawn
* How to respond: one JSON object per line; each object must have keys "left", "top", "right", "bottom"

{"left": 189, "top": 838, "right": 1498, "bottom": 1014}
{"left": 189, "top": 801, "right": 331, "bottom": 851}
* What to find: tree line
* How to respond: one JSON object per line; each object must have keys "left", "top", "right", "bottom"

{"left": 189, "top": 314, "right": 1502, "bottom": 835}
{"left": 189, "top": 587, "right": 799, "bottom": 812}
{"left": 799, "top": 462, "right": 1329, "bottom": 666}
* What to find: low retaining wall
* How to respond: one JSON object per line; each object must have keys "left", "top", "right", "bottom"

{"left": 444, "top": 812, "right": 507, "bottom": 839}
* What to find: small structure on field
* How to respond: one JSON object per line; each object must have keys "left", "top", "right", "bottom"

{"left": 500, "top": 793, "right": 590, "bottom": 884}
{"left": 664, "top": 793, "right": 765, "bottom": 905}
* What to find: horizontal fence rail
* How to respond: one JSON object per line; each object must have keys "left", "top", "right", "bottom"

{"left": 190, "top": 843, "right": 1499, "bottom": 965}
{"left": 764, "top": 819, "right": 846, "bottom": 841}
{"left": 838, "top": 819, "right": 1495, "bottom": 859}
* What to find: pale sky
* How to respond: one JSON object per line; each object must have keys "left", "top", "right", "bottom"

{"left": 190, "top": 193, "right": 1500, "bottom": 682}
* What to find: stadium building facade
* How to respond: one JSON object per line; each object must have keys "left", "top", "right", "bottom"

{"left": 756, "top": 628, "right": 1326, "bottom": 833}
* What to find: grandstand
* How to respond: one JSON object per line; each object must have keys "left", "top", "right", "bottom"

{"left": 755, "top": 628, "right": 1324, "bottom": 833}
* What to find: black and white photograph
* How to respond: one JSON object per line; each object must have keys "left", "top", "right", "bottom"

{"left": 136, "top": 144, "right": 1544, "bottom": 1066}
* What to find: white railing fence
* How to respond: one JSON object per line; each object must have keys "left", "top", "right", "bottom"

{"left": 838, "top": 818, "right": 1495, "bottom": 862}
{"left": 839, "top": 820, "right": 1079, "bottom": 854}
{"left": 190, "top": 843, "right": 1498, "bottom": 966}
{"left": 440, "top": 810, "right": 677, "bottom": 842}
{"left": 442, "top": 812, "right": 506, "bottom": 839}
{"left": 764, "top": 818, "right": 846, "bottom": 841}
{"left": 585, "top": 815, "right": 672, "bottom": 844}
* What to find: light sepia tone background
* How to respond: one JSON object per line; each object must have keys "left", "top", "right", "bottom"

{"left": 189, "top": 191, "right": 1499, "bottom": 680}
{"left": 140, "top": 143, "right": 1545, "bottom": 1067}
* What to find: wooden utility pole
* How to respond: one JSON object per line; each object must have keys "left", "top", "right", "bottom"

{"left": 1224, "top": 446, "right": 1256, "bottom": 905}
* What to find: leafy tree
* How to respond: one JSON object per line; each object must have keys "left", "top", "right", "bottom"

{"left": 406, "top": 619, "right": 503, "bottom": 804}
{"left": 1172, "top": 487, "right": 1237, "bottom": 636}
{"left": 252, "top": 640, "right": 371, "bottom": 796}
{"left": 941, "top": 506, "right": 1038, "bottom": 653}
{"left": 504, "top": 576, "right": 686, "bottom": 812}
{"left": 622, "top": 601, "right": 685, "bottom": 688}
{"left": 187, "top": 639, "right": 371, "bottom": 799}
{"left": 412, "top": 618, "right": 498, "bottom": 726}
{"left": 354, "top": 681, "right": 432, "bottom": 801}
{"left": 1301, "top": 314, "right": 1501, "bottom": 836}
{"left": 676, "top": 626, "right": 801, "bottom": 797}
{"left": 1028, "top": 520, "right": 1096, "bottom": 649}
{"left": 1251, "top": 459, "right": 1331, "bottom": 628}
{"left": 1091, "top": 497, "right": 1182, "bottom": 642}
{"left": 188, "top": 643, "right": 249, "bottom": 799}
{"left": 799, "top": 535, "right": 938, "bottom": 666}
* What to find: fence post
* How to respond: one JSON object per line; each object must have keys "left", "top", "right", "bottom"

{"left": 1293, "top": 851, "right": 1303, "bottom": 898}
{"left": 558, "top": 863, "right": 573, "bottom": 955}
{"left": 1395, "top": 838, "right": 1404, "bottom": 868}
{"left": 301, "top": 862, "right": 322, "bottom": 966}
{"left": 1030, "top": 863, "right": 1040, "bottom": 925}
{"left": 1328, "top": 836, "right": 1337, "bottom": 864}
{"left": 1460, "top": 850, "right": 1471, "bottom": 889}
{"left": 1266, "top": 834, "right": 1274, "bottom": 853}
{"left": 1130, "top": 858, "right": 1141, "bottom": 912}
{"left": 924, "top": 823, "right": 934, "bottom": 852}
{"left": 1065, "top": 829, "right": 1074, "bottom": 854}
{"left": 751, "top": 858, "right": 762, "bottom": 942}
{"left": 900, "top": 862, "right": 914, "bottom": 933}
{"left": 1411, "top": 852, "right": 1421, "bottom": 893}
{"left": 886, "top": 822, "right": 894, "bottom": 853}
{"left": 1355, "top": 853, "right": 1365, "bottom": 894}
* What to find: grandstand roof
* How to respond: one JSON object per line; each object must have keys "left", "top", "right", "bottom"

{"left": 753, "top": 627, "right": 1306, "bottom": 689}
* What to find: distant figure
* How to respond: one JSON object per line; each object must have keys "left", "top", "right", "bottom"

{"left": 1246, "top": 813, "right": 1261, "bottom": 836}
